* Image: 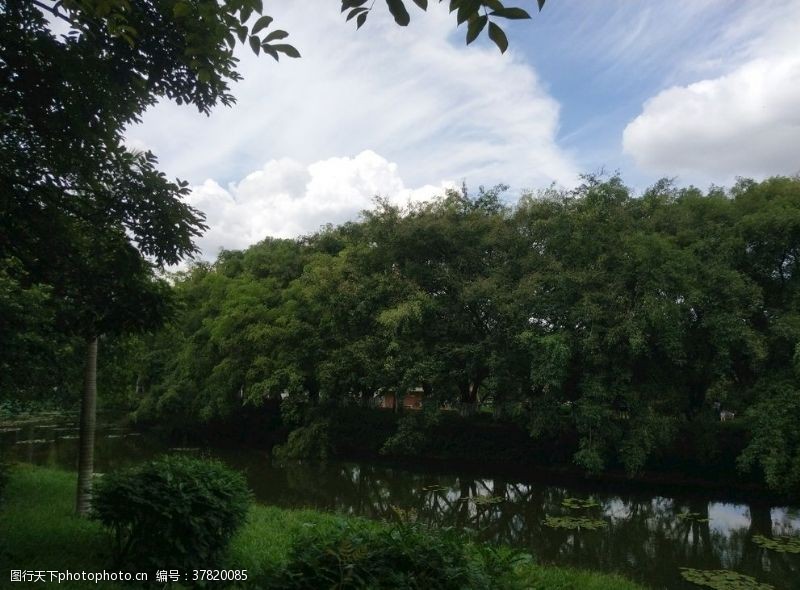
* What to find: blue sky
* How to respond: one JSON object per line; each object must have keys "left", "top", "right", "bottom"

{"left": 124, "top": 1, "right": 800, "bottom": 258}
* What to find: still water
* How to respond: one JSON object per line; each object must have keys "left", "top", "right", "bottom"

{"left": 2, "top": 419, "right": 799, "bottom": 590}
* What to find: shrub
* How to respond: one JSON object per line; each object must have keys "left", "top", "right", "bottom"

{"left": 91, "top": 455, "right": 251, "bottom": 575}
{"left": 257, "top": 516, "right": 525, "bottom": 589}
{"left": 273, "top": 419, "right": 332, "bottom": 461}
{"left": 380, "top": 410, "right": 439, "bottom": 456}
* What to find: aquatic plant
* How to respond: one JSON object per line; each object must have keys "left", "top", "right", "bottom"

{"left": 677, "top": 511, "right": 711, "bottom": 523}
{"left": 751, "top": 534, "right": 800, "bottom": 554}
{"left": 679, "top": 568, "right": 774, "bottom": 590}
{"left": 474, "top": 495, "right": 504, "bottom": 506}
{"left": 543, "top": 515, "right": 607, "bottom": 530}
{"left": 562, "top": 497, "right": 600, "bottom": 510}
{"left": 458, "top": 495, "right": 504, "bottom": 505}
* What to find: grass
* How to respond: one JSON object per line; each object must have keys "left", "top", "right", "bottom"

{"left": 0, "top": 465, "right": 645, "bottom": 589}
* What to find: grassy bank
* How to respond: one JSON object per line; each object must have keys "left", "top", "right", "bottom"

{"left": 0, "top": 465, "right": 645, "bottom": 589}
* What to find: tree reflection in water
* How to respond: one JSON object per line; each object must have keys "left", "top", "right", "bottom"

{"left": 5, "top": 429, "right": 799, "bottom": 590}
{"left": 248, "top": 460, "right": 799, "bottom": 590}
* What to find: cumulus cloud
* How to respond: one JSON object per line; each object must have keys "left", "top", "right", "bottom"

{"left": 127, "top": 1, "right": 577, "bottom": 191}
{"left": 622, "top": 0, "right": 800, "bottom": 182}
{"left": 187, "top": 150, "right": 454, "bottom": 259}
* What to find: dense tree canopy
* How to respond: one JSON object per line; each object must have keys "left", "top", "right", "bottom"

{"left": 111, "top": 176, "right": 800, "bottom": 493}
{"left": 3, "top": 0, "right": 797, "bottom": 501}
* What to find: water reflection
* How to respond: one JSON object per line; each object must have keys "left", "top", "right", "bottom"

{"left": 2, "top": 425, "right": 798, "bottom": 590}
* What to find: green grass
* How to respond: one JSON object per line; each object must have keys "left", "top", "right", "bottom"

{"left": 0, "top": 465, "right": 645, "bottom": 589}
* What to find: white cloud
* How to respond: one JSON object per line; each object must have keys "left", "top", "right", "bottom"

{"left": 622, "top": 0, "right": 800, "bottom": 183}
{"left": 187, "top": 150, "right": 454, "bottom": 259}
{"left": 127, "top": 1, "right": 577, "bottom": 192}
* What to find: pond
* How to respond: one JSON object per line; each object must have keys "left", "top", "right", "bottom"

{"left": 2, "top": 418, "right": 799, "bottom": 590}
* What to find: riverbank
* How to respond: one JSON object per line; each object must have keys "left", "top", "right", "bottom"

{"left": 165, "top": 405, "right": 794, "bottom": 504}
{"left": 0, "top": 465, "right": 645, "bottom": 589}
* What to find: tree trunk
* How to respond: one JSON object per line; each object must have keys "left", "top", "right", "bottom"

{"left": 75, "top": 337, "right": 98, "bottom": 516}
{"left": 459, "top": 380, "right": 480, "bottom": 417}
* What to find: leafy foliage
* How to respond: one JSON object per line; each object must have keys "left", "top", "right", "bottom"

{"left": 273, "top": 419, "right": 332, "bottom": 462}
{"left": 380, "top": 407, "right": 441, "bottom": 456}
{"left": 678, "top": 568, "right": 774, "bottom": 590}
{"left": 561, "top": 497, "right": 600, "bottom": 510}
{"left": 677, "top": 511, "right": 711, "bottom": 523}
{"left": 751, "top": 534, "right": 800, "bottom": 554}
{"left": 340, "top": 0, "right": 547, "bottom": 53}
{"left": 461, "top": 494, "right": 504, "bottom": 505}
{"left": 91, "top": 455, "right": 252, "bottom": 573}
{"left": 542, "top": 515, "right": 607, "bottom": 531}
{"left": 120, "top": 176, "right": 800, "bottom": 493}
{"left": 258, "top": 518, "right": 526, "bottom": 589}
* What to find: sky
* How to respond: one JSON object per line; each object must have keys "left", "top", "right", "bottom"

{"left": 123, "top": 0, "right": 800, "bottom": 259}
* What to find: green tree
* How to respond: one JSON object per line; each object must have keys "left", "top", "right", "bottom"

{"left": 3, "top": 0, "right": 548, "bottom": 511}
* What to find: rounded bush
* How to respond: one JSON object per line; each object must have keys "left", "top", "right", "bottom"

{"left": 259, "top": 519, "right": 523, "bottom": 589}
{"left": 91, "top": 454, "right": 251, "bottom": 574}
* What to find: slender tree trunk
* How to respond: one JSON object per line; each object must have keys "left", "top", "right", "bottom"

{"left": 75, "top": 337, "right": 98, "bottom": 516}
{"left": 459, "top": 380, "right": 481, "bottom": 417}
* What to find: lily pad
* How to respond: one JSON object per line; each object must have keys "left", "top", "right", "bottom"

{"left": 458, "top": 495, "right": 503, "bottom": 505}
{"left": 751, "top": 534, "right": 800, "bottom": 554}
{"left": 543, "top": 515, "right": 607, "bottom": 530}
{"left": 473, "top": 495, "right": 504, "bottom": 505}
{"left": 562, "top": 497, "right": 600, "bottom": 510}
{"left": 679, "top": 568, "right": 774, "bottom": 590}
{"left": 677, "top": 511, "right": 711, "bottom": 523}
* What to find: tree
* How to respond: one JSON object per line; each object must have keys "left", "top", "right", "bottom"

{"left": 3, "top": 0, "right": 549, "bottom": 512}
{"left": 340, "top": 0, "right": 547, "bottom": 53}
{"left": 1, "top": 1, "right": 207, "bottom": 513}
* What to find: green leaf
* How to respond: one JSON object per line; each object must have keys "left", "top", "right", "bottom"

{"left": 251, "top": 15, "right": 273, "bottom": 35}
{"left": 240, "top": 6, "right": 253, "bottom": 23}
{"left": 347, "top": 7, "right": 369, "bottom": 21}
{"left": 261, "top": 44, "right": 280, "bottom": 61}
{"left": 252, "top": 0, "right": 263, "bottom": 14}
{"left": 248, "top": 35, "right": 261, "bottom": 55}
{"left": 263, "top": 29, "right": 289, "bottom": 42}
{"left": 357, "top": 12, "right": 368, "bottom": 28}
{"left": 456, "top": 0, "right": 480, "bottom": 25}
{"left": 411, "top": 0, "right": 428, "bottom": 9}
{"left": 537, "top": 0, "right": 546, "bottom": 11}
{"left": 489, "top": 7, "right": 531, "bottom": 19}
{"left": 172, "top": 2, "right": 191, "bottom": 18}
{"left": 386, "top": 0, "right": 410, "bottom": 26}
{"left": 488, "top": 21, "right": 508, "bottom": 53}
{"left": 235, "top": 25, "right": 248, "bottom": 44}
{"left": 466, "top": 15, "right": 487, "bottom": 45}
{"left": 272, "top": 44, "right": 301, "bottom": 58}
{"left": 341, "top": 0, "right": 369, "bottom": 12}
